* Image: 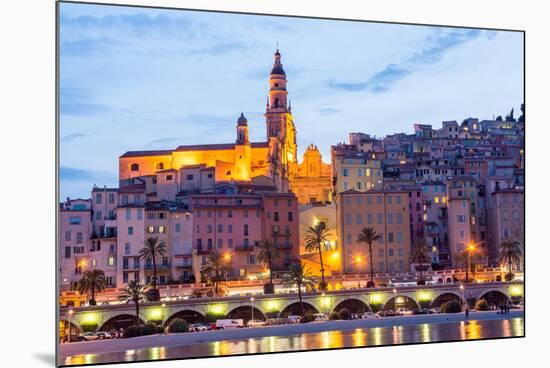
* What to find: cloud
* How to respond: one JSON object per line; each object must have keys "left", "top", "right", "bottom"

{"left": 60, "top": 166, "right": 116, "bottom": 183}
{"left": 317, "top": 107, "right": 342, "bottom": 115}
{"left": 61, "top": 133, "right": 87, "bottom": 142}
{"left": 60, "top": 84, "right": 134, "bottom": 116}
{"left": 329, "top": 28, "right": 482, "bottom": 93}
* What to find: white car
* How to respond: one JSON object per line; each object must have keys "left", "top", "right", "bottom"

{"left": 361, "top": 312, "right": 380, "bottom": 319}
{"left": 190, "top": 324, "right": 208, "bottom": 332}
{"left": 313, "top": 313, "right": 328, "bottom": 322}
{"left": 287, "top": 315, "right": 301, "bottom": 324}
{"left": 247, "top": 319, "right": 266, "bottom": 327}
{"left": 215, "top": 319, "right": 244, "bottom": 330}
{"left": 79, "top": 332, "right": 99, "bottom": 341}
{"left": 397, "top": 308, "right": 413, "bottom": 316}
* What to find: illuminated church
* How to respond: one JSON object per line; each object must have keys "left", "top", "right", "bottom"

{"left": 119, "top": 49, "right": 330, "bottom": 203}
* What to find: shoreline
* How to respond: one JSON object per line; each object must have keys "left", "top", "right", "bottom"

{"left": 60, "top": 309, "right": 524, "bottom": 358}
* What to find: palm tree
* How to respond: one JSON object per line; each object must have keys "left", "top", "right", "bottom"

{"left": 256, "top": 239, "right": 279, "bottom": 293}
{"left": 139, "top": 237, "right": 167, "bottom": 290}
{"left": 304, "top": 222, "right": 331, "bottom": 289}
{"left": 498, "top": 240, "right": 522, "bottom": 280}
{"left": 283, "top": 262, "right": 314, "bottom": 316}
{"left": 201, "top": 251, "right": 233, "bottom": 296}
{"left": 357, "top": 227, "right": 381, "bottom": 287}
{"left": 121, "top": 280, "right": 148, "bottom": 327}
{"left": 77, "top": 269, "right": 106, "bottom": 306}
{"left": 410, "top": 240, "right": 430, "bottom": 285}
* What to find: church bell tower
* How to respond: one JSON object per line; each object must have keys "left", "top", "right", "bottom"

{"left": 265, "top": 48, "right": 298, "bottom": 192}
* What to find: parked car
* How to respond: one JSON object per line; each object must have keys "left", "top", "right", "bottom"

{"left": 79, "top": 332, "right": 99, "bottom": 341}
{"left": 63, "top": 334, "right": 85, "bottom": 343}
{"left": 215, "top": 319, "right": 244, "bottom": 330}
{"left": 247, "top": 319, "right": 266, "bottom": 328}
{"left": 96, "top": 331, "right": 113, "bottom": 339}
{"left": 396, "top": 308, "right": 413, "bottom": 316}
{"left": 287, "top": 315, "right": 301, "bottom": 324}
{"left": 312, "top": 313, "right": 328, "bottom": 322}
{"left": 190, "top": 323, "right": 208, "bottom": 332}
{"left": 361, "top": 312, "right": 380, "bottom": 319}
{"left": 377, "top": 310, "right": 399, "bottom": 317}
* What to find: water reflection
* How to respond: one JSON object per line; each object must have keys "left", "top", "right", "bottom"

{"left": 62, "top": 318, "right": 524, "bottom": 366}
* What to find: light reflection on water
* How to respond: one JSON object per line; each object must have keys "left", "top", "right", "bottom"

{"left": 63, "top": 318, "right": 524, "bottom": 366}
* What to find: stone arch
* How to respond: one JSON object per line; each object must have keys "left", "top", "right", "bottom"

{"left": 333, "top": 298, "right": 371, "bottom": 314}
{"left": 478, "top": 290, "right": 510, "bottom": 307}
{"left": 382, "top": 295, "right": 419, "bottom": 311}
{"left": 165, "top": 309, "right": 206, "bottom": 327}
{"left": 227, "top": 305, "right": 267, "bottom": 323}
{"left": 432, "top": 292, "right": 464, "bottom": 308}
{"left": 280, "top": 302, "right": 319, "bottom": 317}
{"left": 99, "top": 314, "right": 144, "bottom": 332}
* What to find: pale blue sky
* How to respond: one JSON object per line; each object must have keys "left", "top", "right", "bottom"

{"left": 59, "top": 2, "right": 524, "bottom": 199}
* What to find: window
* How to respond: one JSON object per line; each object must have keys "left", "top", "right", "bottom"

{"left": 343, "top": 168, "right": 349, "bottom": 177}
{"left": 288, "top": 212, "right": 293, "bottom": 221}
{"left": 109, "top": 244, "right": 116, "bottom": 253}
{"left": 130, "top": 163, "right": 139, "bottom": 172}
{"left": 156, "top": 162, "right": 164, "bottom": 170}
{"left": 137, "top": 208, "right": 142, "bottom": 220}
{"left": 196, "top": 239, "right": 203, "bottom": 251}
{"left": 346, "top": 233, "right": 352, "bottom": 244}
{"left": 397, "top": 232, "right": 403, "bottom": 243}
{"left": 76, "top": 232, "right": 83, "bottom": 244}
{"left": 217, "top": 224, "right": 223, "bottom": 233}
{"left": 367, "top": 196, "right": 372, "bottom": 204}
{"left": 396, "top": 196, "right": 402, "bottom": 204}
{"left": 387, "top": 196, "right": 392, "bottom": 204}
{"left": 125, "top": 208, "right": 131, "bottom": 220}
{"left": 378, "top": 249, "right": 384, "bottom": 257}
{"left": 108, "top": 193, "right": 115, "bottom": 204}
{"left": 367, "top": 214, "right": 372, "bottom": 224}
{"left": 244, "top": 210, "right": 249, "bottom": 218}
{"left": 128, "top": 226, "right": 133, "bottom": 235}
{"left": 217, "top": 239, "right": 223, "bottom": 249}
{"left": 228, "top": 210, "right": 233, "bottom": 218}
{"left": 123, "top": 272, "right": 129, "bottom": 283}
{"left": 228, "top": 239, "right": 233, "bottom": 248}
{"left": 376, "top": 196, "right": 382, "bottom": 204}
{"left": 108, "top": 256, "right": 115, "bottom": 266}
{"left": 69, "top": 217, "right": 81, "bottom": 225}
{"left": 388, "top": 232, "right": 394, "bottom": 243}
{"left": 65, "top": 247, "right": 71, "bottom": 258}
{"left": 387, "top": 213, "right": 393, "bottom": 224}
{"left": 186, "top": 174, "right": 194, "bottom": 180}
{"left": 159, "top": 226, "right": 166, "bottom": 233}
{"left": 355, "top": 196, "right": 361, "bottom": 204}
{"left": 398, "top": 248, "right": 404, "bottom": 256}
{"left": 389, "top": 248, "right": 394, "bottom": 256}
{"left": 396, "top": 213, "right": 402, "bottom": 224}
{"left": 64, "top": 231, "right": 71, "bottom": 241}
{"left": 274, "top": 211, "right": 279, "bottom": 222}
{"left": 207, "top": 239, "right": 213, "bottom": 250}
{"left": 356, "top": 214, "right": 362, "bottom": 224}
{"left": 377, "top": 213, "right": 383, "bottom": 224}
{"left": 228, "top": 224, "right": 233, "bottom": 233}
{"left": 166, "top": 175, "right": 173, "bottom": 181}
{"left": 207, "top": 225, "right": 212, "bottom": 234}
{"left": 175, "top": 223, "right": 181, "bottom": 233}
{"left": 457, "top": 215, "right": 465, "bottom": 223}
{"left": 95, "top": 193, "right": 102, "bottom": 204}
{"left": 125, "top": 243, "right": 130, "bottom": 254}
{"left": 147, "top": 226, "right": 155, "bottom": 234}
{"left": 244, "top": 224, "right": 249, "bottom": 236}
{"left": 345, "top": 214, "right": 352, "bottom": 225}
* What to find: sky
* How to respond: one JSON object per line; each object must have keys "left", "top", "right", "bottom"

{"left": 59, "top": 2, "right": 524, "bottom": 200}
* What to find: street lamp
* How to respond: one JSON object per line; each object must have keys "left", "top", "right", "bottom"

{"left": 465, "top": 242, "right": 477, "bottom": 283}
{"left": 161, "top": 303, "right": 166, "bottom": 333}
{"left": 393, "top": 288, "right": 397, "bottom": 312}
{"left": 250, "top": 297, "right": 255, "bottom": 324}
{"left": 67, "top": 308, "right": 74, "bottom": 343}
{"left": 459, "top": 284, "right": 465, "bottom": 307}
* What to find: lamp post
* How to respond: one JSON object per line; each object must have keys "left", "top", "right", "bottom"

{"left": 161, "top": 303, "right": 166, "bottom": 334}
{"left": 465, "top": 243, "right": 476, "bottom": 283}
{"left": 250, "top": 297, "right": 255, "bottom": 325}
{"left": 393, "top": 288, "right": 397, "bottom": 312}
{"left": 459, "top": 284, "right": 465, "bottom": 307}
{"left": 67, "top": 308, "right": 74, "bottom": 343}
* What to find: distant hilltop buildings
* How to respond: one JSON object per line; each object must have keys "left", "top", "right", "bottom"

{"left": 59, "top": 49, "right": 524, "bottom": 298}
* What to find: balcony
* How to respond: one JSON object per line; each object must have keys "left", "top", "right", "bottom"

{"left": 176, "top": 263, "right": 193, "bottom": 269}
{"left": 275, "top": 243, "right": 293, "bottom": 249}
{"left": 144, "top": 264, "right": 170, "bottom": 271}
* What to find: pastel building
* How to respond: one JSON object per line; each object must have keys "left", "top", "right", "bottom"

{"left": 336, "top": 190, "right": 412, "bottom": 274}
{"left": 190, "top": 192, "right": 300, "bottom": 279}
{"left": 331, "top": 148, "right": 383, "bottom": 194}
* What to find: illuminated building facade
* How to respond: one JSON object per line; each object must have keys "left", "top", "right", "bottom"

{"left": 119, "top": 49, "right": 298, "bottom": 197}
{"left": 291, "top": 144, "right": 332, "bottom": 204}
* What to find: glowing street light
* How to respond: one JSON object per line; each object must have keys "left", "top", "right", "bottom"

{"left": 393, "top": 288, "right": 397, "bottom": 312}
{"left": 67, "top": 308, "right": 74, "bottom": 342}
{"left": 459, "top": 284, "right": 465, "bottom": 306}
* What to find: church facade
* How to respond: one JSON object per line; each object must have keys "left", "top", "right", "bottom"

{"left": 119, "top": 49, "right": 302, "bottom": 197}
